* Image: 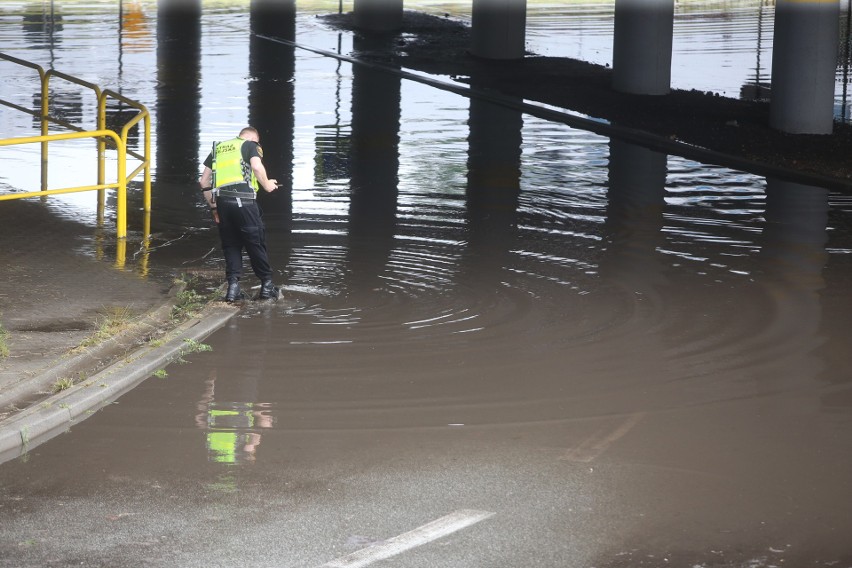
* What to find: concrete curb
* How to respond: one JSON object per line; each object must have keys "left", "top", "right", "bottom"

{"left": 0, "top": 303, "right": 238, "bottom": 465}
{"left": 0, "top": 301, "right": 176, "bottom": 412}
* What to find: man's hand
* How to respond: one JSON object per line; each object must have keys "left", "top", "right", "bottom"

{"left": 211, "top": 207, "right": 220, "bottom": 224}
{"left": 262, "top": 178, "right": 278, "bottom": 193}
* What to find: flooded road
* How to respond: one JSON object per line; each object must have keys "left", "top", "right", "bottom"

{"left": 2, "top": 1, "right": 852, "bottom": 566}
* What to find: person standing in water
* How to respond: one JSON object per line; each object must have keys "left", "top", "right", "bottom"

{"left": 199, "top": 126, "right": 279, "bottom": 301}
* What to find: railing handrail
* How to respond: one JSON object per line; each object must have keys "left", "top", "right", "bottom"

{"left": 0, "top": 130, "right": 128, "bottom": 235}
{"left": 0, "top": 52, "right": 152, "bottom": 239}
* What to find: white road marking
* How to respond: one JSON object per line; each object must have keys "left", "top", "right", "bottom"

{"left": 561, "top": 412, "right": 646, "bottom": 462}
{"left": 317, "top": 509, "right": 495, "bottom": 568}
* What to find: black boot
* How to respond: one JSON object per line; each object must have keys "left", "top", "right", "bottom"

{"left": 258, "top": 280, "right": 278, "bottom": 300}
{"left": 225, "top": 279, "right": 242, "bottom": 302}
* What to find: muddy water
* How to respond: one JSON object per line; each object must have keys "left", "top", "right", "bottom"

{"left": 2, "top": 2, "right": 852, "bottom": 566}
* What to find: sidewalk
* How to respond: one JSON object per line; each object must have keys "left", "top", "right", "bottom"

{"left": 0, "top": 199, "right": 237, "bottom": 462}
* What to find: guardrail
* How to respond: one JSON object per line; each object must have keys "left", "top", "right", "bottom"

{"left": 0, "top": 52, "right": 151, "bottom": 243}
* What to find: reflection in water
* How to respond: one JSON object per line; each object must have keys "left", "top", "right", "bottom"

{"left": 249, "top": 0, "right": 296, "bottom": 210}
{"left": 21, "top": 2, "right": 62, "bottom": 52}
{"left": 120, "top": 1, "right": 153, "bottom": 54}
{"left": 195, "top": 370, "right": 273, "bottom": 464}
{"left": 155, "top": 0, "right": 201, "bottom": 192}
{"left": 755, "top": 179, "right": 828, "bottom": 404}
{"left": 1, "top": 5, "right": 852, "bottom": 566}
{"left": 248, "top": 0, "right": 296, "bottom": 281}
{"left": 465, "top": 73, "right": 521, "bottom": 281}
{"left": 602, "top": 138, "right": 667, "bottom": 295}
{"left": 346, "top": 35, "right": 401, "bottom": 298}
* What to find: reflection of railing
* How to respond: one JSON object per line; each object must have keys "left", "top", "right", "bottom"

{"left": 0, "top": 52, "right": 151, "bottom": 246}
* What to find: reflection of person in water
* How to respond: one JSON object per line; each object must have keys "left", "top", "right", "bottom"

{"left": 195, "top": 371, "right": 273, "bottom": 464}
{"left": 199, "top": 126, "right": 280, "bottom": 302}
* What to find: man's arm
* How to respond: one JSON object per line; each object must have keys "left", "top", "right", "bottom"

{"left": 250, "top": 156, "right": 278, "bottom": 193}
{"left": 199, "top": 166, "right": 215, "bottom": 207}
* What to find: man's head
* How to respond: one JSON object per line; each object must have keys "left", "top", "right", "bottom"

{"left": 239, "top": 126, "right": 260, "bottom": 143}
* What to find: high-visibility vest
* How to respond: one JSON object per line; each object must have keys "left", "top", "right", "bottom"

{"left": 211, "top": 137, "right": 258, "bottom": 197}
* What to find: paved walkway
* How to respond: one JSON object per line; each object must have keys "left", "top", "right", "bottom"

{"left": 0, "top": 198, "right": 237, "bottom": 461}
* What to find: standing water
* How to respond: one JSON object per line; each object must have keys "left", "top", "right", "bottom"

{"left": 1, "top": 2, "right": 852, "bottom": 567}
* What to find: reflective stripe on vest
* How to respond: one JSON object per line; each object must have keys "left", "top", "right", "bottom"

{"left": 211, "top": 137, "right": 259, "bottom": 195}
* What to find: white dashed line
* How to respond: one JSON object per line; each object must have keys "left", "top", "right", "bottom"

{"left": 317, "top": 509, "right": 495, "bottom": 568}
{"left": 561, "top": 412, "right": 646, "bottom": 462}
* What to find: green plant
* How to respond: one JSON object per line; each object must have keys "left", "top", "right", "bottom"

{"left": 153, "top": 369, "right": 168, "bottom": 378}
{"left": 182, "top": 338, "right": 212, "bottom": 354}
{"left": 75, "top": 306, "right": 135, "bottom": 350}
{"left": 0, "top": 320, "right": 9, "bottom": 359}
{"left": 170, "top": 289, "right": 210, "bottom": 323}
{"left": 51, "top": 378, "right": 74, "bottom": 393}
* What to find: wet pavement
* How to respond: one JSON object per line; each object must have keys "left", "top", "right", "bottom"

{"left": 2, "top": 2, "right": 852, "bottom": 567}
{"left": 0, "top": 199, "right": 171, "bottom": 414}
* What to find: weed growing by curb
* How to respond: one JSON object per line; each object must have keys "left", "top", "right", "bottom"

{"left": 171, "top": 289, "right": 211, "bottom": 323}
{"left": 51, "top": 377, "right": 74, "bottom": 393}
{"left": 182, "top": 338, "right": 213, "bottom": 354}
{"left": 0, "top": 320, "right": 9, "bottom": 359}
{"left": 75, "top": 306, "right": 135, "bottom": 351}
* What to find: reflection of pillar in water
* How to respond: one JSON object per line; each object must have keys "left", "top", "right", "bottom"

{"left": 612, "top": 0, "right": 674, "bottom": 95}
{"left": 761, "top": 179, "right": 829, "bottom": 292}
{"left": 770, "top": 0, "right": 839, "bottom": 134}
{"left": 756, "top": 180, "right": 828, "bottom": 409}
{"left": 602, "top": 139, "right": 667, "bottom": 290}
{"left": 347, "top": 42, "right": 400, "bottom": 292}
{"left": 155, "top": 0, "right": 201, "bottom": 190}
{"left": 353, "top": 0, "right": 403, "bottom": 32}
{"left": 465, "top": 89, "right": 521, "bottom": 262}
{"left": 249, "top": 0, "right": 295, "bottom": 214}
{"left": 471, "top": 0, "right": 527, "bottom": 60}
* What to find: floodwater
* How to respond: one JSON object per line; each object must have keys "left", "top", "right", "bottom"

{"left": 1, "top": 2, "right": 852, "bottom": 567}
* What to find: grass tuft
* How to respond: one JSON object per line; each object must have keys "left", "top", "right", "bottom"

{"left": 0, "top": 320, "right": 9, "bottom": 359}
{"left": 170, "top": 289, "right": 210, "bottom": 323}
{"left": 52, "top": 377, "right": 74, "bottom": 393}
{"left": 76, "top": 306, "right": 135, "bottom": 350}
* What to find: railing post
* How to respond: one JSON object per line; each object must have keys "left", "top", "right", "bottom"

{"left": 143, "top": 111, "right": 151, "bottom": 212}
{"left": 97, "top": 93, "right": 107, "bottom": 212}
{"left": 40, "top": 72, "right": 49, "bottom": 192}
{"left": 116, "top": 137, "right": 127, "bottom": 240}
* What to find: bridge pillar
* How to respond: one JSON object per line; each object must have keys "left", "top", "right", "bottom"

{"left": 770, "top": 0, "right": 839, "bottom": 134}
{"left": 155, "top": 0, "right": 201, "bottom": 188}
{"left": 612, "top": 0, "right": 674, "bottom": 95}
{"left": 763, "top": 179, "right": 829, "bottom": 289}
{"left": 249, "top": 0, "right": 296, "bottom": 215}
{"left": 471, "top": 0, "right": 527, "bottom": 60}
{"left": 353, "top": 0, "right": 403, "bottom": 32}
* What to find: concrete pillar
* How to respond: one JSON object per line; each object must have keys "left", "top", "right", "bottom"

{"left": 155, "top": 0, "right": 201, "bottom": 190}
{"left": 762, "top": 179, "right": 829, "bottom": 290}
{"left": 770, "top": 0, "right": 840, "bottom": 135}
{"left": 347, "top": 36, "right": 401, "bottom": 292}
{"left": 471, "top": 0, "right": 527, "bottom": 60}
{"left": 353, "top": 0, "right": 403, "bottom": 33}
{"left": 602, "top": 139, "right": 667, "bottom": 289}
{"left": 612, "top": 0, "right": 674, "bottom": 95}
{"left": 249, "top": 0, "right": 296, "bottom": 217}
{"left": 466, "top": 82, "right": 522, "bottom": 237}
{"left": 349, "top": 40, "right": 400, "bottom": 228}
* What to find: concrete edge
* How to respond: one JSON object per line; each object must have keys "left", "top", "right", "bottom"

{"left": 0, "top": 301, "right": 178, "bottom": 412}
{"left": 0, "top": 303, "right": 238, "bottom": 465}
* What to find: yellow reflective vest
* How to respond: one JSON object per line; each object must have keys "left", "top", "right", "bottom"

{"left": 211, "top": 137, "right": 258, "bottom": 197}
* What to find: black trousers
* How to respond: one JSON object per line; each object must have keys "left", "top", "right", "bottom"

{"left": 216, "top": 196, "right": 272, "bottom": 282}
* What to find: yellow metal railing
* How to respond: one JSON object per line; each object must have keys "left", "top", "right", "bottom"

{"left": 0, "top": 52, "right": 152, "bottom": 247}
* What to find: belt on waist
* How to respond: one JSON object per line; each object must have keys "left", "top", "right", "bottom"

{"left": 217, "top": 194, "right": 255, "bottom": 201}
